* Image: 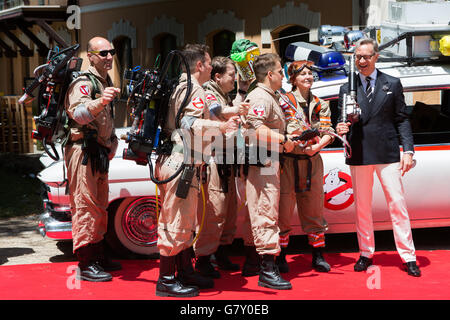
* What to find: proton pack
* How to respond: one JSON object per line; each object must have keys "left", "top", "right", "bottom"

{"left": 121, "top": 50, "right": 192, "bottom": 185}
{"left": 19, "top": 44, "right": 82, "bottom": 161}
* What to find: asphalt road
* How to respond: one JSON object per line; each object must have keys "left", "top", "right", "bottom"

{"left": 1, "top": 214, "right": 449, "bottom": 266}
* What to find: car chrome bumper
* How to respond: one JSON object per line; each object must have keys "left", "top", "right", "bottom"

{"left": 38, "top": 211, "right": 73, "bottom": 241}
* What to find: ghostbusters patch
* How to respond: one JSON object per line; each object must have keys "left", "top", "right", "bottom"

{"left": 252, "top": 105, "right": 265, "bottom": 117}
{"left": 79, "top": 85, "right": 90, "bottom": 96}
{"left": 191, "top": 97, "right": 205, "bottom": 109}
{"left": 205, "top": 94, "right": 217, "bottom": 102}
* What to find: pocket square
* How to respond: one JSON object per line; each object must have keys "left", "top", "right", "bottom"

{"left": 386, "top": 91, "right": 393, "bottom": 95}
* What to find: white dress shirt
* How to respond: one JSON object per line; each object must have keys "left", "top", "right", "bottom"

{"left": 359, "top": 69, "right": 377, "bottom": 92}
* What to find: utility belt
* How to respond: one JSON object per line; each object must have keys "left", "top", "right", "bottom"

{"left": 67, "top": 129, "right": 110, "bottom": 175}
{"left": 157, "top": 139, "right": 210, "bottom": 199}
{"left": 281, "top": 152, "right": 316, "bottom": 193}
{"left": 174, "top": 162, "right": 209, "bottom": 199}
{"left": 211, "top": 146, "right": 281, "bottom": 179}
{"left": 158, "top": 139, "right": 281, "bottom": 195}
{"left": 241, "top": 146, "right": 282, "bottom": 177}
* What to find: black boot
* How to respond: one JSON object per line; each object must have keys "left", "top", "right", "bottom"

{"left": 195, "top": 255, "right": 221, "bottom": 279}
{"left": 214, "top": 245, "right": 240, "bottom": 271}
{"left": 275, "top": 247, "right": 289, "bottom": 273}
{"left": 312, "top": 247, "right": 330, "bottom": 272}
{"left": 95, "top": 241, "right": 122, "bottom": 271}
{"left": 75, "top": 244, "right": 112, "bottom": 282}
{"left": 156, "top": 255, "right": 199, "bottom": 297}
{"left": 242, "top": 246, "right": 260, "bottom": 277}
{"left": 258, "top": 254, "right": 292, "bottom": 290}
{"left": 177, "top": 248, "right": 214, "bottom": 289}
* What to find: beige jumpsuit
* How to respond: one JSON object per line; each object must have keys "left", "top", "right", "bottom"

{"left": 279, "top": 91, "right": 335, "bottom": 248}
{"left": 156, "top": 74, "right": 222, "bottom": 257}
{"left": 193, "top": 80, "right": 251, "bottom": 256}
{"left": 64, "top": 66, "right": 118, "bottom": 252}
{"left": 245, "top": 83, "right": 286, "bottom": 256}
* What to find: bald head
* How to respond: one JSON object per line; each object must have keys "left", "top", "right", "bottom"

{"left": 87, "top": 37, "right": 111, "bottom": 52}
{"left": 87, "top": 36, "right": 114, "bottom": 77}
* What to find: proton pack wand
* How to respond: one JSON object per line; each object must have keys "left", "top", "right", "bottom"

{"left": 341, "top": 54, "right": 360, "bottom": 158}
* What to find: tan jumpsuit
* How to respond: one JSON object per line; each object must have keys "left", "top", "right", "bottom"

{"left": 155, "top": 74, "right": 222, "bottom": 257}
{"left": 245, "top": 83, "right": 286, "bottom": 256}
{"left": 64, "top": 66, "right": 118, "bottom": 252}
{"left": 279, "top": 91, "right": 335, "bottom": 248}
{"left": 193, "top": 80, "right": 252, "bottom": 256}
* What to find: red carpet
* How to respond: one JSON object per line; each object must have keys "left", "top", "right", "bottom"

{"left": 1, "top": 250, "right": 449, "bottom": 300}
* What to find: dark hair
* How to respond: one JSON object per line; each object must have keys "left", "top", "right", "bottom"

{"left": 253, "top": 53, "right": 281, "bottom": 83}
{"left": 182, "top": 43, "right": 210, "bottom": 73}
{"left": 210, "top": 56, "right": 234, "bottom": 80}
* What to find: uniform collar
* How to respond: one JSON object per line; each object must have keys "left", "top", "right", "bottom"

{"left": 87, "top": 65, "right": 109, "bottom": 84}
{"left": 256, "top": 83, "right": 278, "bottom": 98}
{"left": 179, "top": 72, "right": 201, "bottom": 88}
{"left": 293, "top": 89, "right": 314, "bottom": 106}
{"left": 204, "top": 79, "right": 226, "bottom": 98}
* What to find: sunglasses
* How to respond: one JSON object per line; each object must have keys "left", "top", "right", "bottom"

{"left": 89, "top": 49, "right": 116, "bottom": 57}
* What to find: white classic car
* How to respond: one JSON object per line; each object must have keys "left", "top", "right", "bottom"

{"left": 37, "top": 43, "right": 450, "bottom": 256}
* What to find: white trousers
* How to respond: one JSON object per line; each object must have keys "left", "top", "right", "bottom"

{"left": 350, "top": 163, "right": 416, "bottom": 263}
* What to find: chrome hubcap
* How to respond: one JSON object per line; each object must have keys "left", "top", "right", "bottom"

{"left": 121, "top": 197, "right": 159, "bottom": 247}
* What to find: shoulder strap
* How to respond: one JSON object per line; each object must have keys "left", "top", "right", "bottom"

{"left": 83, "top": 72, "right": 114, "bottom": 118}
{"left": 83, "top": 72, "right": 101, "bottom": 100}
{"left": 312, "top": 95, "right": 321, "bottom": 114}
{"left": 286, "top": 92, "right": 298, "bottom": 109}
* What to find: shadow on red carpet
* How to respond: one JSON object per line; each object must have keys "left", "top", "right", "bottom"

{"left": 0, "top": 250, "right": 448, "bottom": 300}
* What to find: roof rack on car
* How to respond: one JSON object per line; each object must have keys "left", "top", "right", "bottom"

{"left": 376, "top": 27, "right": 450, "bottom": 65}
{"left": 313, "top": 24, "right": 450, "bottom": 66}
{"left": 282, "top": 22, "right": 450, "bottom": 85}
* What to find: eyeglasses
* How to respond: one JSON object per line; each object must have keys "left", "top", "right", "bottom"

{"left": 89, "top": 49, "right": 116, "bottom": 57}
{"left": 355, "top": 53, "right": 375, "bottom": 61}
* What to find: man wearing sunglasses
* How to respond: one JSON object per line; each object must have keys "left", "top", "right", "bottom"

{"left": 64, "top": 36, "right": 121, "bottom": 282}
{"left": 336, "top": 38, "right": 420, "bottom": 277}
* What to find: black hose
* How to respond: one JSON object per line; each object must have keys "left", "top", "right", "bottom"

{"left": 146, "top": 50, "right": 192, "bottom": 185}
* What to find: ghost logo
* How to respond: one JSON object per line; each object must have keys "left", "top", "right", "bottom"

{"left": 191, "top": 97, "right": 205, "bottom": 109}
{"left": 80, "top": 85, "right": 90, "bottom": 96}
{"left": 323, "top": 168, "right": 354, "bottom": 210}
{"left": 252, "top": 105, "right": 265, "bottom": 116}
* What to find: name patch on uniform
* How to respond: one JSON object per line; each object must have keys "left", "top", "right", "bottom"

{"left": 191, "top": 97, "right": 205, "bottom": 109}
{"left": 205, "top": 94, "right": 217, "bottom": 102}
{"left": 252, "top": 105, "right": 265, "bottom": 116}
{"left": 80, "top": 85, "right": 90, "bottom": 96}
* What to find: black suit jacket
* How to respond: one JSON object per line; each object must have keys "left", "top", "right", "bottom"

{"left": 338, "top": 70, "right": 414, "bottom": 166}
